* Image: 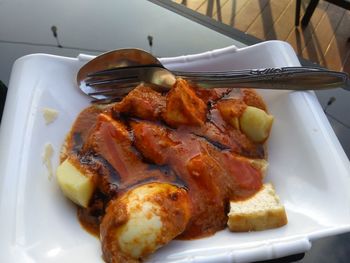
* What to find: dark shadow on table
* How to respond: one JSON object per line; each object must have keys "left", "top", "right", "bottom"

{"left": 259, "top": 1, "right": 276, "bottom": 40}
{"left": 254, "top": 253, "right": 305, "bottom": 263}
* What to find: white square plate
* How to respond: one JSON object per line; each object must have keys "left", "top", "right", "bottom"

{"left": 1, "top": 40, "right": 350, "bottom": 263}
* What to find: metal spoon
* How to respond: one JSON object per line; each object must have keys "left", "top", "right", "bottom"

{"left": 77, "top": 48, "right": 350, "bottom": 102}
{"left": 77, "top": 48, "right": 162, "bottom": 87}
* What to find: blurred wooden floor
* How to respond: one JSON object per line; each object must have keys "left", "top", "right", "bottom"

{"left": 172, "top": 0, "right": 350, "bottom": 73}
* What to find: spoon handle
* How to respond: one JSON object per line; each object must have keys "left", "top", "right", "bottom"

{"left": 173, "top": 67, "right": 350, "bottom": 91}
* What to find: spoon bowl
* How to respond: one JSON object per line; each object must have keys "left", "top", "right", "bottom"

{"left": 77, "top": 49, "right": 162, "bottom": 99}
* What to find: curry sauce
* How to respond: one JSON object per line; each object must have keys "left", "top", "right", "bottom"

{"left": 62, "top": 80, "right": 268, "bottom": 240}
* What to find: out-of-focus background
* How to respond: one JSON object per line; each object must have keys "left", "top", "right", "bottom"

{"left": 173, "top": 0, "right": 350, "bottom": 74}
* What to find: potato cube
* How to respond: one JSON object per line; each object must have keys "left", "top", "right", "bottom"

{"left": 240, "top": 106, "right": 274, "bottom": 143}
{"left": 56, "top": 157, "right": 95, "bottom": 208}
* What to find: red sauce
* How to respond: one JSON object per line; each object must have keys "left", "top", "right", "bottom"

{"left": 64, "top": 82, "right": 267, "bottom": 239}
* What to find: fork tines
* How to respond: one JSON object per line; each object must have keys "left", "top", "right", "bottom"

{"left": 86, "top": 76, "right": 138, "bottom": 87}
{"left": 87, "top": 64, "right": 163, "bottom": 78}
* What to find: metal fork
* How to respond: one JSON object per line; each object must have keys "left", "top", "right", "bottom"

{"left": 79, "top": 65, "right": 350, "bottom": 103}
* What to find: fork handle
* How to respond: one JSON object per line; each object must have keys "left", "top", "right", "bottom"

{"left": 172, "top": 67, "right": 350, "bottom": 91}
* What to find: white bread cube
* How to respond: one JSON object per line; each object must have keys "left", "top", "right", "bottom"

{"left": 228, "top": 183, "right": 287, "bottom": 232}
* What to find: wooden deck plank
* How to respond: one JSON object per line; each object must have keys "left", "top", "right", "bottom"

{"left": 246, "top": 0, "right": 290, "bottom": 40}
{"left": 264, "top": 0, "right": 296, "bottom": 41}
{"left": 212, "top": 0, "right": 230, "bottom": 22}
{"left": 173, "top": 0, "right": 203, "bottom": 9}
{"left": 218, "top": 0, "right": 251, "bottom": 26}
{"left": 286, "top": 1, "right": 329, "bottom": 56}
{"left": 302, "top": 3, "right": 346, "bottom": 65}
{"left": 175, "top": 0, "right": 247, "bottom": 24}
{"left": 230, "top": 0, "right": 269, "bottom": 33}
{"left": 196, "top": 0, "right": 217, "bottom": 17}
{"left": 177, "top": 0, "right": 208, "bottom": 11}
{"left": 172, "top": 0, "right": 350, "bottom": 74}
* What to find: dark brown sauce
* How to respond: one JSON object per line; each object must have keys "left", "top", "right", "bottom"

{"left": 77, "top": 190, "right": 108, "bottom": 236}
{"left": 65, "top": 85, "right": 266, "bottom": 239}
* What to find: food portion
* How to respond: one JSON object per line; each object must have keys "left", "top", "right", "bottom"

{"left": 42, "top": 107, "right": 59, "bottom": 124}
{"left": 42, "top": 143, "right": 55, "bottom": 180}
{"left": 240, "top": 106, "right": 274, "bottom": 143}
{"left": 163, "top": 79, "right": 207, "bottom": 127}
{"left": 56, "top": 155, "right": 95, "bottom": 208}
{"left": 228, "top": 183, "right": 287, "bottom": 232}
{"left": 101, "top": 183, "right": 190, "bottom": 263}
{"left": 56, "top": 78, "right": 287, "bottom": 262}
